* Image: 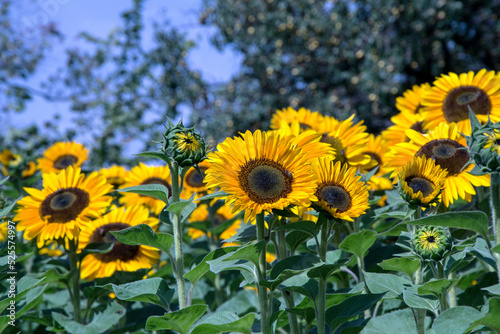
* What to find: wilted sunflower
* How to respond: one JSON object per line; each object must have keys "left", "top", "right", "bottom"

{"left": 37, "top": 142, "right": 89, "bottom": 173}
{"left": 100, "top": 165, "right": 129, "bottom": 188}
{"left": 79, "top": 205, "right": 160, "bottom": 281}
{"left": 183, "top": 160, "right": 211, "bottom": 194}
{"left": 312, "top": 158, "right": 369, "bottom": 222}
{"left": 205, "top": 130, "right": 323, "bottom": 222}
{"left": 316, "top": 114, "right": 371, "bottom": 168}
{"left": 421, "top": 70, "right": 500, "bottom": 134}
{"left": 395, "top": 83, "right": 431, "bottom": 114}
{"left": 387, "top": 122, "right": 490, "bottom": 207}
{"left": 188, "top": 203, "right": 242, "bottom": 240}
{"left": 382, "top": 110, "right": 427, "bottom": 148}
{"left": 270, "top": 107, "right": 324, "bottom": 132}
{"left": 14, "top": 166, "right": 112, "bottom": 248}
{"left": 119, "top": 163, "right": 173, "bottom": 215}
{"left": 397, "top": 156, "right": 447, "bottom": 207}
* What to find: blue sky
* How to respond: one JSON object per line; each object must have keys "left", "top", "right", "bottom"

{"left": 5, "top": 0, "right": 241, "bottom": 131}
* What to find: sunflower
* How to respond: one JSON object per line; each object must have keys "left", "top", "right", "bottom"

{"left": 183, "top": 160, "right": 211, "bottom": 194}
{"left": 270, "top": 107, "right": 324, "bottom": 132}
{"left": 37, "top": 142, "right": 89, "bottom": 174}
{"left": 483, "top": 129, "right": 500, "bottom": 155}
{"left": 0, "top": 149, "right": 22, "bottom": 175}
{"left": 311, "top": 157, "right": 369, "bottom": 222}
{"left": 397, "top": 156, "right": 447, "bottom": 207}
{"left": 387, "top": 122, "right": 490, "bottom": 207}
{"left": 14, "top": 166, "right": 112, "bottom": 248}
{"left": 119, "top": 163, "right": 173, "bottom": 215}
{"left": 413, "top": 226, "right": 451, "bottom": 260}
{"left": 382, "top": 110, "right": 427, "bottom": 148}
{"left": 22, "top": 161, "right": 37, "bottom": 178}
{"left": 358, "top": 135, "right": 394, "bottom": 192}
{"left": 316, "top": 114, "right": 371, "bottom": 168}
{"left": 205, "top": 130, "right": 322, "bottom": 222}
{"left": 395, "top": 83, "right": 431, "bottom": 114}
{"left": 0, "top": 221, "right": 7, "bottom": 242}
{"left": 100, "top": 165, "right": 129, "bottom": 188}
{"left": 79, "top": 205, "right": 160, "bottom": 281}
{"left": 188, "top": 203, "right": 242, "bottom": 240}
{"left": 421, "top": 70, "right": 500, "bottom": 134}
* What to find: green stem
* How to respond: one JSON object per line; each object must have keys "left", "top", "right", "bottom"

{"left": 490, "top": 173, "right": 500, "bottom": 282}
{"left": 316, "top": 219, "right": 330, "bottom": 334}
{"left": 447, "top": 273, "right": 457, "bottom": 308}
{"left": 68, "top": 241, "right": 81, "bottom": 323}
{"left": 256, "top": 213, "right": 270, "bottom": 334}
{"left": 437, "top": 263, "right": 448, "bottom": 312}
{"left": 415, "top": 265, "right": 425, "bottom": 334}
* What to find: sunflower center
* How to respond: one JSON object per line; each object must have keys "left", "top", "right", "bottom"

{"left": 238, "top": 158, "right": 293, "bottom": 204}
{"left": 405, "top": 176, "right": 435, "bottom": 197}
{"left": 320, "top": 134, "right": 347, "bottom": 164}
{"left": 410, "top": 121, "right": 424, "bottom": 133}
{"left": 443, "top": 86, "right": 491, "bottom": 123}
{"left": 40, "top": 188, "right": 90, "bottom": 224}
{"left": 107, "top": 177, "right": 125, "bottom": 187}
{"left": 416, "top": 139, "right": 469, "bottom": 176}
{"left": 53, "top": 154, "right": 79, "bottom": 170}
{"left": 316, "top": 185, "right": 352, "bottom": 213}
{"left": 141, "top": 177, "right": 172, "bottom": 197}
{"left": 426, "top": 235, "right": 436, "bottom": 243}
{"left": 299, "top": 123, "right": 312, "bottom": 131}
{"left": 213, "top": 213, "right": 228, "bottom": 226}
{"left": 363, "top": 152, "right": 382, "bottom": 172}
{"left": 89, "top": 222, "right": 139, "bottom": 262}
{"left": 185, "top": 167, "right": 208, "bottom": 188}
{"left": 414, "top": 103, "right": 422, "bottom": 113}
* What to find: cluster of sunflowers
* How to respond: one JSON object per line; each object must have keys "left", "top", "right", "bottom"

{"left": 1, "top": 69, "right": 500, "bottom": 333}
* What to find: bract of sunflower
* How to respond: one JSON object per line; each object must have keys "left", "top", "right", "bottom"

{"left": 78, "top": 205, "right": 160, "bottom": 281}
{"left": 37, "top": 142, "right": 89, "bottom": 174}
{"left": 205, "top": 130, "right": 329, "bottom": 223}
{"left": 311, "top": 157, "right": 370, "bottom": 222}
{"left": 270, "top": 106, "right": 324, "bottom": 132}
{"left": 14, "top": 166, "right": 113, "bottom": 248}
{"left": 421, "top": 69, "right": 500, "bottom": 135}
{"left": 387, "top": 122, "right": 490, "bottom": 207}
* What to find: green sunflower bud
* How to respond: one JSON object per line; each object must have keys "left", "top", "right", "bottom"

{"left": 466, "top": 109, "right": 500, "bottom": 173}
{"left": 162, "top": 120, "right": 207, "bottom": 168}
{"left": 412, "top": 226, "right": 451, "bottom": 260}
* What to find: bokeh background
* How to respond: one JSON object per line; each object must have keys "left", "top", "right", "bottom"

{"left": 1, "top": 0, "right": 500, "bottom": 166}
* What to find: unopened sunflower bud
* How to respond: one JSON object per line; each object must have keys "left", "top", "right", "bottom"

{"left": 412, "top": 226, "right": 451, "bottom": 260}
{"left": 466, "top": 109, "right": 500, "bottom": 173}
{"left": 162, "top": 120, "right": 207, "bottom": 168}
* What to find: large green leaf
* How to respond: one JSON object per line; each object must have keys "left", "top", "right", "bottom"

{"left": 364, "top": 272, "right": 412, "bottom": 298}
{"left": 146, "top": 304, "right": 208, "bottom": 333}
{"left": 361, "top": 308, "right": 418, "bottom": 334}
{"left": 52, "top": 301, "right": 126, "bottom": 334}
{"left": 400, "top": 211, "right": 489, "bottom": 239}
{"left": 222, "top": 241, "right": 265, "bottom": 267}
{"left": 340, "top": 230, "right": 378, "bottom": 259}
{"left": 99, "top": 277, "right": 173, "bottom": 310}
{"left": 110, "top": 224, "right": 174, "bottom": 254}
{"left": 261, "top": 254, "right": 321, "bottom": 291}
{"left": 307, "top": 250, "right": 348, "bottom": 280}
{"left": 417, "top": 279, "right": 452, "bottom": 297}
{"left": 326, "top": 293, "right": 385, "bottom": 332}
{"left": 207, "top": 251, "right": 257, "bottom": 279}
{"left": 184, "top": 247, "right": 238, "bottom": 285}
{"left": 190, "top": 312, "right": 255, "bottom": 334}
{"left": 428, "top": 306, "right": 483, "bottom": 334}
{"left": 378, "top": 257, "right": 420, "bottom": 280}
{"left": 286, "top": 230, "right": 314, "bottom": 253}
{"left": 194, "top": 191, "right": 228, "bottom": 202}
{"left": 402, "top": 288, "right": 439, "bottom": 314}
{"left": 473, "top": 297, "right": 500, "bottom": 332}
{"left": 118, "top": 184, "right": 170, "bottom": 203}
{"left": 464, "top": 237, "right": 496, "bottom": 268}
{"left": 167, "top": 199, "right": 197, "bottom": 224}
{"left": 216, "top": 290, "right": 259, "bottom": 315}
{"left": 135, "top": 151, "right": 171, "bottom": 163}
{"left": 0, "top": 200, "right": 17, "bottom": 218}
{"left": 279, "top": 273, "right": 319, "bottom": 301}
{"left": 274, "top": 220, "right": 318, "bottom": 236}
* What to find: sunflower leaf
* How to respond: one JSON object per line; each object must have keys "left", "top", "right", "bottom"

{"left": 326, "top": 293, "right": 385, "bottom": 332}
{"left": 190, "top": 312, "right": 255, "bottom": 334}
{"left": 0, "top": 199, "right": 18, "bottom": 218}
{"left": 194, "top": 191, "right": 229, "bottom": 202}
{"left": 378, "top": 257, "right": 420, "bottom": 279}
{"left": 109, "top": 224, "right": 174, "bottom": 254}
{"left": 339, "top": 230, "right": 378, "bottom": 259}
{"left": 260, "top": 254, "right": 321, "bottom": 291}
{"left": 145, "top": 304, "right": 208, "bottom": 333}
{"left": 78, "top": 242, "right": 114, "bottom": 261}
{"left": 118, "top": 184, "right": 170, "bottom": 204}
{"left": 184, "top": 246, "right": 238, "bottom": 286}
{"left": 135, "top": 151, "right": 171, "bottom": 164}
{"left": 0, "top": 176, "right": 9, "bottom": 186}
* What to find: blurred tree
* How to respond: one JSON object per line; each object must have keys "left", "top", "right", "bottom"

{"left": 45, "top": 0, "right": 208, "bottom": 166}
{"left": 195, "top": 0, "right": 500, "bottom": 138}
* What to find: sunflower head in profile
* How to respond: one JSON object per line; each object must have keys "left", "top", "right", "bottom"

{"left": 413, "top": 226, "right": 451, "bottom": 260}
{"left": 270, "top": 107, "right": 324, "bottom": 132}
{"left": 205, "top": 130, "right": 321, "bottom": 223}
{"left": 99, "top": 165, "right": 129, "bottom": 189}
{"left": 183, "top": 160, "right": 211, "bottom": 194}
{"left": 387, "top": 122, "right": 490, "bottom": 207}
{"left": 421, "top": 70, "right": 500, "bottom": 134}
{"left": 79, "top": 205, "right": 160, "bottom": 281}
{"left": 311, "top": 157, "right": 369, "bottom": 222}
{"left": 119, "top": 163, "right": 173, "bottom": 215}
{"left": 188, "top": 202, "right": 242, "bottom": 240}
{"left": 37, "top": 142, "right": 89, "bottom": 174}
{"left": 395, "top": 82, "right": 431, "bottom": 115}
{"left": 397, "top": 156, "right": 447, "bottom": 207}
{"left": 14, "top": 166, "right": 112, "bottom": 248}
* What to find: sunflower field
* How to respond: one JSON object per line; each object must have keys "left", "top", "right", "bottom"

{"left": 2, "top": 70, "right": 500, "bottom": 334}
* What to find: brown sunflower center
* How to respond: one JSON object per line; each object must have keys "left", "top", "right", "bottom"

{"left": 416, "top": 139, "right": 469, "bottom": 176}
{"left": 316, "top": 184, "right": 352, "bottom": 213}
{"left": 89, "top": 222, "right": 139, "bottom": 262}
{"left": 405, "top": 176, "right": 435, "bottom": 197}
{"left": 40, "top": 188, "right": 90, "bottom": 224}
{"left": 141, "top": 177, "right": 172, "bottom": 197}
{"left": 363, "top": 152, "right": 382, "bottom": 172}
{"left": 320, "top": 134, "right": 347, "bottom": 164}
{"left": 443, "top": 86, "right": 491, "bottom": 123}
{"left": 299, "top": 123, "right": 312, "bottom": 131}
{"left": 238, "top": 158, "right": 293, "bottom": 204}
{"left": 410, "top": 121, "right": 425, "bottom": 133}
{"left": 427, "top": 236, "right": 436, "bottom": 243}
{"left": 185, "top": 167, "right": 208, "bottom": 189}
{"left": 213, "top": 213, "right": 228, "bottom": 226}
{"left": 107, "top": 177, "right": 125, "bottom": 187}
{"left": 414, "top": 103, "right": 422, "bottom": 114}
{"left": 53, "top": 154, "right": 79, "bottom": 170}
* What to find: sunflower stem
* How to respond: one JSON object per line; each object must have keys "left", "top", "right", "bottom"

{"left": 316, "top": 219, "right": 330, "bottom": 334}
{"left": 256, "top": 212, "right": 270, "bottom": 334}
{"left": 169, "top": 163, "right": 187, "bottom": 309}
{"left": 490, "top": 173, "right": 500, "bottom": 282}
{"left": 415, "top": 265, "right": 426, "bottom": 334}
{"left": 68, "top": 240, "right": 82, "bottom": 323}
